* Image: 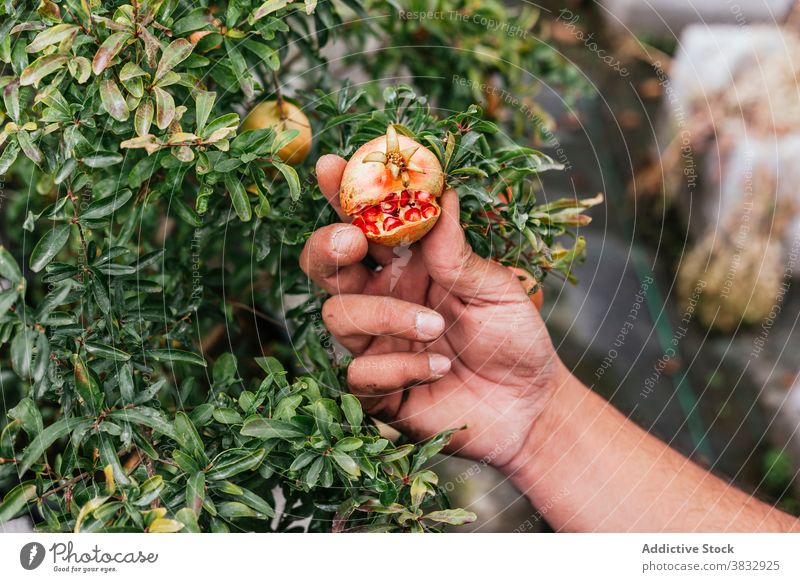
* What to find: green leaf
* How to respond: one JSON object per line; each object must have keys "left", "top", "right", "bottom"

{"left": 84, "top": 341, "right": 131, "bottom": 361}
{"left": 118, "top": 363, "right": 135, "bottom": 404}
{"left": 133, "top": 475, "right": 165, "bottom": 507}
{"left": 26, "top": 23, "right": 79, "bottom": 53}
{"left": 8, "top": 398, "right": 43, "bottom": 438}
{"left": 340, "top": 394, "right": 363, "bottom": 431}
{"left": 241, "top": 418, "right": 305, "bottom": 440}
{"left": 81, "top": 189, "right": 131, "bottom": 219}
{"left": 97, "top": 433, "right": 130, "bottom": 486}
{"left": 82, "top": 153, "right": 124, "bottom": 169}
{"left": 0, "top": 483, "right": 37, "bottom": 523}
{"left": 212, "top": 408, "right": 243, "bottom": 425}
{"left": 272, "top": 161, "right": 301, "bottom": 201}
{"left": 0, "top": 288, "right": 18, "bottom": 316}
{"left": 230, "top": 487, "right": 275, "bottom": 518}
{"left": 30, "top": 224, "right": 70, "bottom": 272}
{"left": 289, "top": 450, "right": 317, "bottom": 472}
{"left": 422, "top": 508, "right": 477, "bottom": 526}
{"left": 107, "top": 407, "right": 177, "bottom": 440}
{"left": 250, "top": 0, "right": 291, "bottom": 24}
{"left": 134, "top": 100, "right": 154, "bottom": 136}
{"left": 225, "top": 173, "right": 251, "bottom": 222}
{"left": 20, "top": 54, "right": 68, "bottom": 86}
{"left": 17, "top": 131, "right": 43, "bottom": 165}
{"left": 217, "top": 501, "right": 258, "bottom": 520}
{"left": 155, "top": 39, "right": 194, "bottom": 82}
{"left": 195, "top": 91, "right": 216, "bottom": 132}
{"left": 92, "top": 31, "right": 131, "bottom": 75}
{"left": 186, "top": 472, "right": 205, "bottom": 516}
{"left": 206, "top": 448, "right": 266, "bottom": 480}
{"left": 72, "top": 353, "right": 103, "bottom": 412}
{"left": 100, "top": 79, "right": 129, "bottom": 122}
{"left": 175, "top": 411, "right": 206, "bottom": 461}
{"left": 10, "top": 328, "right": 33, "bottom": 379}
{"left": 146, "top": 349, "right": 207, "bottom": 367}
{"left": 331, "top": 449, "right": 361, "bottom": 478}
{"left": 0, "top": 245, "right": 22, "bottom": 283}
{"left": 153, "top": 86, "right": 175, "bottom": 130}
{"left": 0, "top": 142, "right": 20, "bottom": 174}
{"left": 175, "top": 507, "right": 200, "bottom": 532}
{"left": 305, "top": 456, "right": 325, "bottom": 488}
{"left": 75, "top": 496, "right": 110, "bottom": 533}
{"left": 19, "top": 417, "right": 93, "bottom": 474}
{"left": 334, "top": 437, "right": 363, "bottom": 452}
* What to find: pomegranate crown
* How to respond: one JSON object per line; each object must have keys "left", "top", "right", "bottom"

{"left": 361, "top": 125, "right": 426, "bottom": 188}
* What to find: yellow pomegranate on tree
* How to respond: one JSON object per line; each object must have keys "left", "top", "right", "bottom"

{"left": 340, "top": 125, "right": 444, "bottom": 246}
{"left": 241, "top": 99, "right": 313, "bottom": 166}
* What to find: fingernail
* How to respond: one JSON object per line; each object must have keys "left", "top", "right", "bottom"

{"left": 332, "top": 227, "right": 360, "bottom": 255}
{"left": 428, "top": 353, "right": 451, "bottom": 377}
{"left": 416, "top": 311, "right": 445, "bottom": 339}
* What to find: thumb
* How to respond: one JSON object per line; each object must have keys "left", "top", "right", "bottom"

{"left": 421, "top": 190, "right": 523, "bottom": 303}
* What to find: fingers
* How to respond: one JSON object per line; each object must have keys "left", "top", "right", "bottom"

{"left": 348, "top": 352, "right": 451, "bottom": 395}
{"left": 299, "top": 224, "right": 370, "bottom": 294}
{"left": 315, "top": 154, "right": 397, "bottom": 266}
{"left": 322, "top": 295, "right": 445, "bottom": 353}
{"left": 316, "top": 154, "right": 348, "bottom": 221}
{"left": 422, "top": 189, "right": 524, "bottom": 303}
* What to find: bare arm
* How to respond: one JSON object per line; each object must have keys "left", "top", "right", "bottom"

{"left": 501, "top": 364, "right": 800, "bottom": 532}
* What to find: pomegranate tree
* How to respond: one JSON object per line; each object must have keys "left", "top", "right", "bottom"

{"left": 340, "top": 126, "right": 444, "bottom": 246}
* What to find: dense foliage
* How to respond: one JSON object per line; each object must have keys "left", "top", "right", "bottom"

{"left": 0, "top": 0, "right": 597, "bottom": 532}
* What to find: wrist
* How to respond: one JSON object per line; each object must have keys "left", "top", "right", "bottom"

{"left": 498, "top": 359, "right": 587, "bottom": 486}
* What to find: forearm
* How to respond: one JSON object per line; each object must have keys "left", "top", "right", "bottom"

{"left": 503, "top": 363, "right": 800, "bottom": 532}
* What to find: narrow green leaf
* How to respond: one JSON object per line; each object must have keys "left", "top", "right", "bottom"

{"left": 81, "top": 153, "right": 123, "bottom": 169}
{"left": 30, "top": 224, "right": 70, "bottom": 272}
{"left": 81, "top": 189, "right": 131, "bottom": 219}
{"left": 272, "top": 161, "right": 300, "bottom": 201}
{"left": 0, "top": 245, "right": 22, "bottom": 283}
{"left": 84, "top": 341, "right": 131, "bottom": 361}
{"left": 19, "top": 417, "right": 92, "bottom": 474}
{"left": 206, "top": 448, "right": 266, "bottom": 480}
{"left": 195, "top": 91, "right": 216, "bottom": 132}
{"left": 224, "top": 173, "right": 251, "bottom": 222}
{"left": 340, "top": 394, "right": 363, "bottom": 431}
{"left": 422, "top": 508, "right": 477, "bottom": 526}
{"left": 146, "top": 348, "right": 207, "bottom": 367}
{"left": 0, "top": 483, "right": 37, "bottom": 523}
{"left": 186, "top": 471, "right": 205, "bottom": 516}
{"left": 240, "top": 418, "right": 305, "bottom": 440}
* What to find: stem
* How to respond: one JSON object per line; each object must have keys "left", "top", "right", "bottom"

{"left": 0, "top": 457, "right": 18, "bottom": 464}
{"left": 272, "top": 71, "right": 287, "bottom": 120}
{"left": 40, "top": 472, "right": 90, "bottom": 500}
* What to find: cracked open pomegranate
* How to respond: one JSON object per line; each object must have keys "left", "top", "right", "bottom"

{"left": 340, "top": 125, "right": 444, "bottom": 246}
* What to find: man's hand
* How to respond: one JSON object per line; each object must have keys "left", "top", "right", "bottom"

{"left": 299, "top": 155, "right": 568, "bottom": 467}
